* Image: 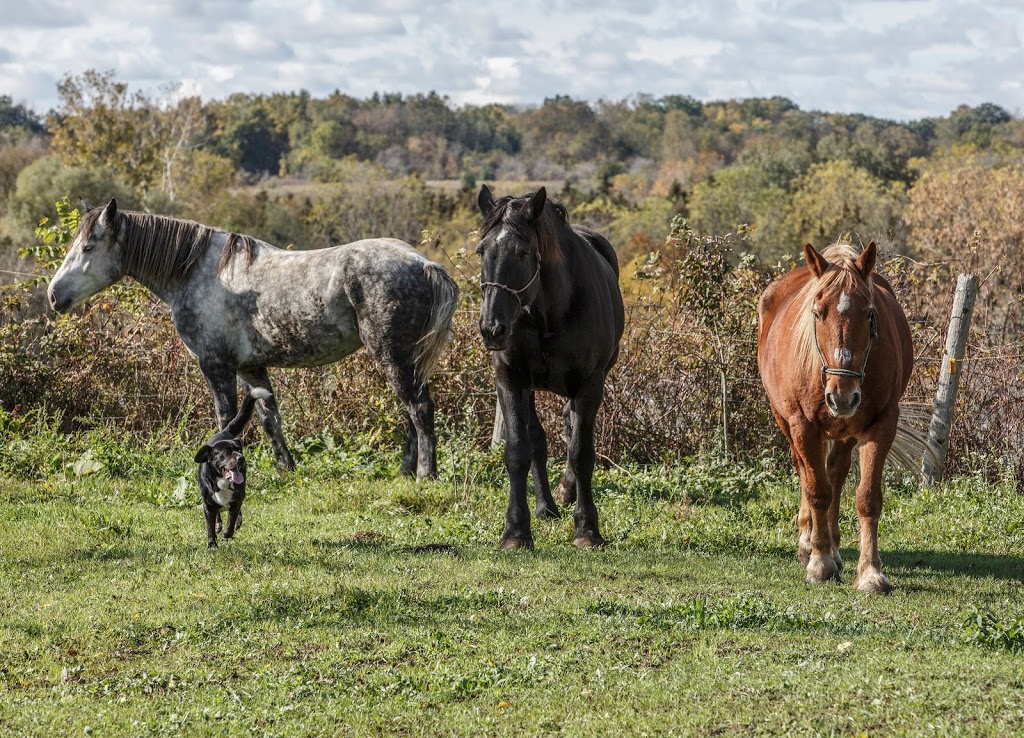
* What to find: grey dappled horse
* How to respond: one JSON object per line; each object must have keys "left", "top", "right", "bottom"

{"left": 48, "top": 199, "right": 459, "bottom": 478}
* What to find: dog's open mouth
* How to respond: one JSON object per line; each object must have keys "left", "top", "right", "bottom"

{"left": 223, "top": 469, "right": 244, "bottom": 485}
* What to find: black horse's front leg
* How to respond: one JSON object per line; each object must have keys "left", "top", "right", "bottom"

{"left": 567, "top": 380, "right": 605, "bottom": 548}
{"left": 528, "top": 394, "right": 560, "bottom": 520}
{"left": 496, "top": 379, "right": 534, "bottom": 550}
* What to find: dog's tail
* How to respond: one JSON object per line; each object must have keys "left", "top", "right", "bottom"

{"left": 226, "top": 387, "right": 272, "bottom": 437}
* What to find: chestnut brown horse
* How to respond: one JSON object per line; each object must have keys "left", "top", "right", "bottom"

{"left": 757, "top": 241, "right": 914, "bottom": 594}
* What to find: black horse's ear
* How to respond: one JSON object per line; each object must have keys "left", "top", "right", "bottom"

{"left": 477, "top": 184, "right": 494, "bottom": 217}
{"left": 100, "top": 198, "right": 118, "bottom": 228}
{"left": 79, "top": 195, "right": 95, "bottom": 213}
{"left": 525, "top": 187, "right": 546, "bottom": 222}
{"left": 855, "top": 241, "right": 877, "bottom": 277}
{"left": 194, "top": 445, "right": 211, "bottom": 464}
{"left": 804, "top": 243, "right": 828, "bottom": 278}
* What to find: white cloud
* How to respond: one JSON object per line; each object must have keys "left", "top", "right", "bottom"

{"left": 0, "top": 0, "right": 1022, "bottom": 119}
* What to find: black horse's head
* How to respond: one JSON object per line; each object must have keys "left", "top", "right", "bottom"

{"left": 475, "top": 185, "right": 557, "bottom": 351}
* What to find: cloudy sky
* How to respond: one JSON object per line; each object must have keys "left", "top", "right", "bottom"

{"left": 3, "top": 0, "right": 1023, "bottom": 121}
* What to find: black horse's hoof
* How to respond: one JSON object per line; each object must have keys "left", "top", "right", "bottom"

{"left": 498, "top": 535, "right": 534, "bottom": 551}
{"left": 572, "top": 532, "right": 605, "bottom": 549}
{"left": 554, "top": 480, "right": 576, "bottom": 506}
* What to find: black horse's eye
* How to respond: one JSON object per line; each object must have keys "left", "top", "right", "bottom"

{"left": 517, "top": 250, "right": 528, "bottom": 260}
{"left": 474, "top": 243, "right": 484, "bottom": 256}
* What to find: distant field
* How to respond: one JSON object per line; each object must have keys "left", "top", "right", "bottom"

{"left": 240, "top": 178, "right": 567, "bottom": 199}
{"left": 1, "top": 434, "right": 1023, "bottom": 737}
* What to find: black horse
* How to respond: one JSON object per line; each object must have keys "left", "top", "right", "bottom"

{"left": 476, "top": 185, "right": 624, "bottom": 549}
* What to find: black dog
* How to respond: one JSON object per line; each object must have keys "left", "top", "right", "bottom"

{"left": 194, "top": 388, "right": 271, "bottom": 548}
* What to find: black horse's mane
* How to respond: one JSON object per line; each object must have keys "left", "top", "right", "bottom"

{"left": 480, "top": 194, "right": 568, "bottom": 263}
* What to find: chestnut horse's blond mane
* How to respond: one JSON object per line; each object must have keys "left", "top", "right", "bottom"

{"left": 793, "top": 243, "right": 876, "bottom": 372}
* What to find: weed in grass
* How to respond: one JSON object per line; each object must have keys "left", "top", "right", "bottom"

{"left": 962, "top": 605, "right": 1024, "bottom": 652}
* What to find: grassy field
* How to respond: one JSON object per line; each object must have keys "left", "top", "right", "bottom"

{"left": 1, "top": 424, "right": 1023, "bottom": 737}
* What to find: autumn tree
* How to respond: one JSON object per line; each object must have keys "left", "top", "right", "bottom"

{"left": 905, "top": 147, "right": 1024, "bottom": 327}
{"left": 781, "top": 159, "right": 906, "bottom": 251}
{"left": 48, "top": 70, "right": 162, "bottom": 193}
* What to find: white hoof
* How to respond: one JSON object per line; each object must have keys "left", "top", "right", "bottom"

{"left": 854, "top": 570, "right": 892, "bottom": 595}
{"left": 806, "top": 552, "right": 840, "bottom": 583}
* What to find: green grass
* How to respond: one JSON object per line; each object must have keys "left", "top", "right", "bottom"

{"left": 1, "top": 430, "right": 1023, "bottom": 737}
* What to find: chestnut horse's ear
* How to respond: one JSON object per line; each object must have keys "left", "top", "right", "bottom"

{"left": 100, "top": 198, "right": 118, "bottom": 228}
{"left": 804, "top": 243, "right": 828, "bottom": 278}
{"left": 477, "top": 184, "right": 494, "bottom": 217}
{"left": 525, "top": 187, "right": 547, "bottom": 222}
{"left": 855, "top": 241, "right": 877, "bottom": 277}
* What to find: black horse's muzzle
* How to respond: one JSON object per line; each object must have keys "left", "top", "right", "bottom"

{"left": 479, "top": 318, "right": 510, "bottom": 351}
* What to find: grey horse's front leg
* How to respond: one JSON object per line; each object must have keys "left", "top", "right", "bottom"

{"left": 199, "top": 359, "right": 238, "bottom": 430}
{"left": 238, "top": 369, "right": 296, "bottom": 471}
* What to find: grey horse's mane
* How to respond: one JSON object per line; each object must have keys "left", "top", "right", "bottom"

{"left": 84, "top": 208, "right": 257, "bottom": 287}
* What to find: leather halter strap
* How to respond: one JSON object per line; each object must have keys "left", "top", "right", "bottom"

{"left": 480, "top": 258, "right": 541, "bottom": 308}
{"left": 813, "top": 308, "right": 878, "bottom": 387}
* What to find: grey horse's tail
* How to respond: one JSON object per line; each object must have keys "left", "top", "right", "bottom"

{"left": 825, "top": 401, "right": 941, "bottom": 482}
{"left": 414, "top": 263, "right": 459, "bottom": 388}
{"left": 889, "top": 402, "right": 941, "bottom": 478}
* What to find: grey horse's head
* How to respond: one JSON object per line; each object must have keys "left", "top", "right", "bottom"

{"left": 48, "top": 199, "right": 125, "bottom": 313}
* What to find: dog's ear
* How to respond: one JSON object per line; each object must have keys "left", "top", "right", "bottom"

{"left": 194, "top": 445, "right": 212, "bottom": 464}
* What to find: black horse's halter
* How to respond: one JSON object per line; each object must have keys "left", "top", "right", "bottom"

{"left": 480, "top": 257, "right": 541, "bottom": 310}
{"left": 813, "top": 307, "right": 878, "bottom": 387}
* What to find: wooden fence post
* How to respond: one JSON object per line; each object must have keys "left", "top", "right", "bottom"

{"left": 491, "top": 402, "right": 505, "bottom": 447}
{"left": 922, "top": 273, "right": 979, "bottom": 485}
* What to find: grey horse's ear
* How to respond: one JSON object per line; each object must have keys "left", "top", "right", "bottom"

{"left": 79, "top": 196, "right": 95, "bottom": 213}
{"left": 525, "top": 187, "right": 546, "bottom": 222}
{"left": 477, "top": 184, "right": 494, "bottom": 217}
{"left": 194, "top": 445, "right": 212, "bottom": 464}
{"left": 100, "top": 198, "right": 118, "bottom": 228}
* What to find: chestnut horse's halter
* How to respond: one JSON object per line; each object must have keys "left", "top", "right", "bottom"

{"left": 812, "top": 306, "right": 878, "bottom": 387}
{"left": 480, "top": 256, "right": 541, "bottom": 311}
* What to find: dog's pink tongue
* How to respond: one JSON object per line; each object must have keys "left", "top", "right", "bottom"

{"left": 230, "top": 470, "right": 244, "bottom": 485}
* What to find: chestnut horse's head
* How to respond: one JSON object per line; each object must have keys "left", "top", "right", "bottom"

{"left": 800, "top": 241, "right": 878, "bottom": 418}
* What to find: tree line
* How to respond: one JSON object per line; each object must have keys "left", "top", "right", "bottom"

{"left": 2, "top": 69, "right": 1024, "bottom": 315}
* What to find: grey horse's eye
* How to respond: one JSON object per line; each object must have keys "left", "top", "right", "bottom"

{"left": 82, "top": 241, "right": 95, "bottom": 252}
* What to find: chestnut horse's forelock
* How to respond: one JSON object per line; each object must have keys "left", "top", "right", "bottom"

{"left": 479, "top": 194, "right": 565, "bottom": 264}
{"left": 793, "top": 243, "right": 876, "bottom": 373}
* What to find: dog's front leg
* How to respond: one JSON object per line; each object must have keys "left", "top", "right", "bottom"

{"left": 224, "top": 499, "right": 243, "bottom": 539}
{"left": 204, "top": 506, "right": 219, "bottom": 548}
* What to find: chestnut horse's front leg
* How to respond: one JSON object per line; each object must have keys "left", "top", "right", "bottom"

{"left": 496, "top": 377, "right": 534, "bottom": 550}
{"left": 853, "top": 416, "right": 898, "bottom": 595}
{"left": 825, "top": 438, "right": 858, "bottom": 572}
{"left": 790, "top": 419, "right": 840, "bottom": 584}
